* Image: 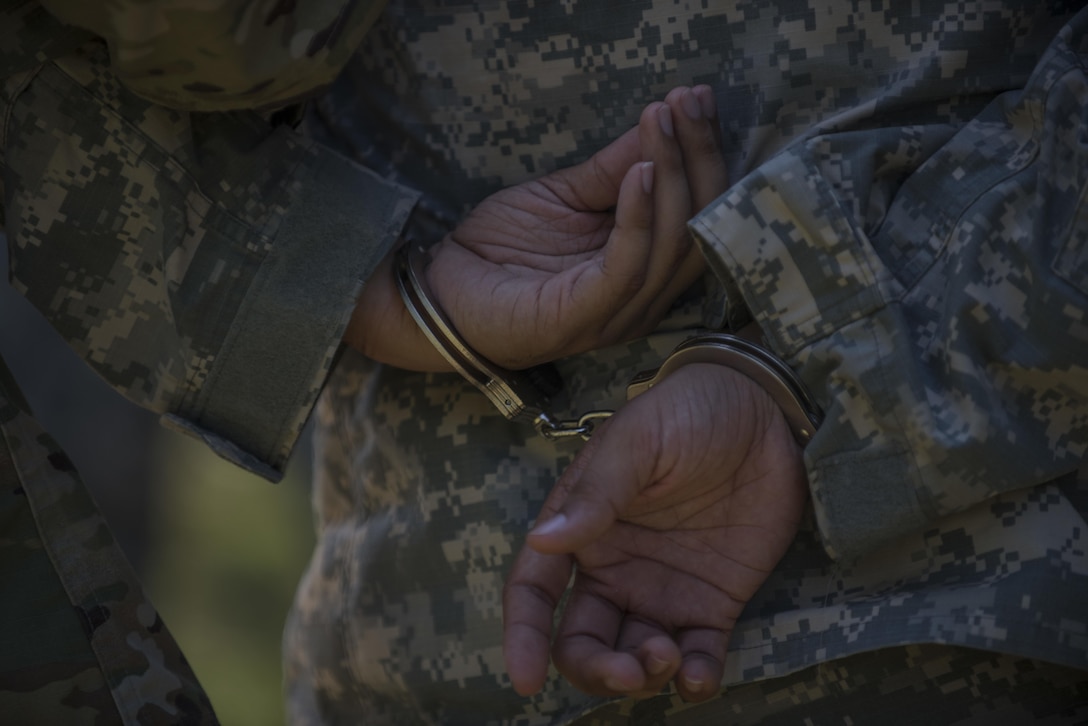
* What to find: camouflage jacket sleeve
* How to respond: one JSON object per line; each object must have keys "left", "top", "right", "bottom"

{"left": 1, "top": 2, "right": 418, "bottom": 481}
{"left": 690, "top": 9, "right": 1088, "bottom": 560}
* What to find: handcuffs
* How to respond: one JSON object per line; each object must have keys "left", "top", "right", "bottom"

{"left": 395, "top": 243, "right": 823, "bottom": 445}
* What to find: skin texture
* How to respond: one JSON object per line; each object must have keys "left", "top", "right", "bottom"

{"left": 502, "top": 362, "right": 808, "bottom": 701}
{"left": 343, "top": 86, "right": 726, "bottom": 372}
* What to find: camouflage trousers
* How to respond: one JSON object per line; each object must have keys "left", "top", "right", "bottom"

{"left": 0, "top": 357, "right": 217, "bottom": 725}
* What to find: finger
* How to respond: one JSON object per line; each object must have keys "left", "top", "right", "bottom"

{"left": 527, "top": 411, "right": 658, "bottom": 555}
{"left": 560, "top": 611, "right": 682, "bottom": 699}
{"left": 625, "top": 625, "right": 683, "bottom": 697}
{"left": 600, "top": 99, "right": 705, "bottom": 340}
{"left": 640, "top": 87, "right": 723, "bottom": 312}
{"left": 639, "top": 100, "right": 700, "bottom": 296}
{"left": 583, "top": 158, "right": 656, "bottom": 309}
{"left": 546, "top": 125, "right": 642, "bottom": 211}
{"left": 551, "top": 587, "right": 648, "bottom": 696}
{"left": 502, "top": 546, "right": 576, "bottom": 696}
{"left": 664, "top": 85, "right": 728, "bottom": 212}
{"left": 673, "top": 626, "right": 729, "bottom": 702}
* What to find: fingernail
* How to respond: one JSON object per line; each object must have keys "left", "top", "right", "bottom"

{"left": 684, "top": 676, "right": 705, "bottom": 694}
{"left": 696, "top": 85, "right": 717, "bottom": 119}
{"left": 681, "top": 89, "right": 702, "bottom": 121}
{"left": 648, "top": 656, "right": 671, "bottom": 675}
{"left": 604, "top": 676, "right": 626, "bottom": 692}
{"left": 656, "top": 104, "right": 674, "bottom": 137}
{"left": 641, "top": 161, "right": 654, "bottom": 195}
{"left": 530, "top": 513, "right": 567, "bottom": 537}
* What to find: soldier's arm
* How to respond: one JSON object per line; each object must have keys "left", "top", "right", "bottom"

{"left": 689, "top": 14, "right": 1088, "bottom": 560}
{"left": 1, "top": 2, "right": 418, "bottom": 481}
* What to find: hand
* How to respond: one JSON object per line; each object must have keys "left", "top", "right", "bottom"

{"left": 344, "top": 86, "right": 727, "bottom": 371}
{"left": 502, "top": 362, "right": 808, "bottom": 701}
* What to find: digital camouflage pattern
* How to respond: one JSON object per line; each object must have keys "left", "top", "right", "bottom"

{"left": 1, "top": 0, "right": 412, "bottom": 722}
{"left": 285, "top": 1, "right": 1088, "bottom": 723}
{"left": 573, "top": 644, "right": 1088, "bottom": 725}
{"left": 691, "top": 13, "right": 1088, "bottom": 559}
{"left": 0, "top": 359, "right": 218, "bottom": 724}
{"left": 38, "top": 0, "right": 389, "bottom": 111}
{"left": 2, "top": 0, "right": 1087, "bottom": 723}
{"left": 2, "top": 0, "right": 418, "bottom": 480}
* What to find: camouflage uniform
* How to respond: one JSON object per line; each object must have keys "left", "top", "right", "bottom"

{"left": 0, "top": 358, "right": 217, "bottom": 724}
{"left": 284, "top": 1, "right": 1088, "bottom": 723}
{"left": 0, "top": 0, "right": 400, "bottom": 721}
{"left": 1, "top": 0, "right": 1087, "bottom": 724}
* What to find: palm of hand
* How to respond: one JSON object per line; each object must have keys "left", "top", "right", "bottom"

{"left": 450, "top": 178, "right": 616, "bottom": 268}
{"left": 428, "top": 175, "right": 648, "bottom": 369}
{"left": 504, "top": 365, "right": 808, "bottom": 700}
{"left": 424, "top": 119, "right": 708, "bottom": 369}
{"left": 560, "top": 463, "right": 798, "bottom": 643}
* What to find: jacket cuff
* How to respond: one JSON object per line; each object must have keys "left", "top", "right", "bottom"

{"left": 690, "top": 148, "right": 930, "bottom": 560}
{"left": 162, "top": 147, "right": 418, "bottom": 481}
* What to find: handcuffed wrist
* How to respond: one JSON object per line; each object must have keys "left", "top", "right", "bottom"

{"left": 626, "top": 333, "right": 823, "bottom": 445}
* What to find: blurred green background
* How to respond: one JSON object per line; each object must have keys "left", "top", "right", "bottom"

{"left": 144, "top": 429, "right": 315, "bottom": 726}
{"left": 1, "top": 238, "right": 317, "bottom": 725}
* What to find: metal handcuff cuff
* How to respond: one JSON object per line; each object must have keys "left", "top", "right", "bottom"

{"left": 394, "top": 243, "right": 824, "bottom": 445}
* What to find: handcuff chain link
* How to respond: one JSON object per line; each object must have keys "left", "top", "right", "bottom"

{"left": 534, "top": 410, "right": 615, "bottom": 441}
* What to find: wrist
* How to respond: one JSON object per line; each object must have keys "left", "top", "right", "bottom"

{"left": 342, "top": 246, "right": 453, "bottom": 372}
{"left": 627, "top": 332, "right": 822, "bottom": 445}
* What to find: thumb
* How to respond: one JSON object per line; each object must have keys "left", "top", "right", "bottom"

{"left": 549, "top": 125, "right": 641, "bottom": 211}
{"left": 527, "top": 412, "right": 658, "bottom": 554}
